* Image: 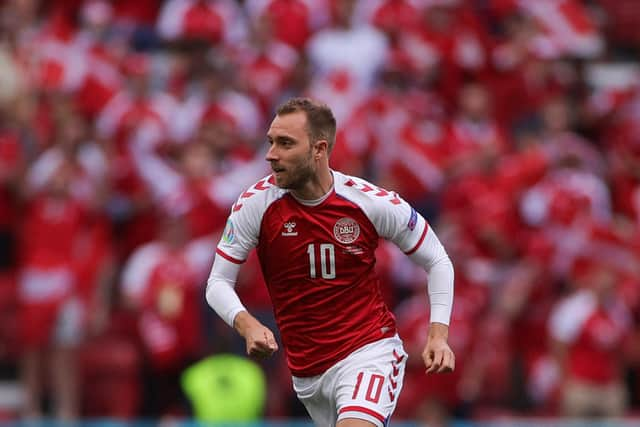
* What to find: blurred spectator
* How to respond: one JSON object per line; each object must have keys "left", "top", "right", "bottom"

{"left": 307, "top": 0, "right": 388, "bottom": 89}
{"left": 17, "top": 157, "right": 104, "bottom": 420}
{"left": 447, "top": 81, "right": 509, "bottom": 178}
{"left": 120, "top": 210, "right": 211, "bottom": 417}
{"left": 245, "top": 0, "right": 330, "bottom": 50}
{"left": 156, "top": 0, "right": 247, "bottom": 46}
{"left": 549, "top": 259, "right": 633, "bottom": 417}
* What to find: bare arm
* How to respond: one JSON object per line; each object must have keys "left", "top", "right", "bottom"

{"left": 423, "top": 322, "right": 454, "bottom": 374}
{"left": 233, "top": 311, "right": 278, "bottom": 360}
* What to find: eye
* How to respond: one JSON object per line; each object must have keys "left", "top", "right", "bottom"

{"left": 282, "top": 139, "right": 293, "bottom": 147}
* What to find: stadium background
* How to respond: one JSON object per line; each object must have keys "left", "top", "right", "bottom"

{"left": 0, "top": 0, "right": 639, "bottom": 425}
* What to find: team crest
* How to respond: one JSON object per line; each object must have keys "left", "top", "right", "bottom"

{"left": 333, "top": 217, "right": 360, "bottom": 244}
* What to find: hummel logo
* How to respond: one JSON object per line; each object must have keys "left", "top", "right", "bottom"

{"left": 282, "top": 222, "right": 298, "bottom": 236}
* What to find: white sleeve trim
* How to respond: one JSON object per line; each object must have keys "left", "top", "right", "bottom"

{"left": 407, "top": 227, "right": 454, "bottom": 325}
{"left": 205, "top": 254, "right": 247, "bottom": 328}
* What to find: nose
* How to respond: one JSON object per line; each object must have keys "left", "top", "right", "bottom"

{"left": 265, "top": 144, "right": 278, "bottom": 162}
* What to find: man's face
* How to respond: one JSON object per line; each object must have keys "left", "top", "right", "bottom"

{"left": 266, "top": 111, "right": 315, "bottom": 190}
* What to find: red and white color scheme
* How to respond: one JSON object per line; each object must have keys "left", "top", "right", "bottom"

{"left": 549, "top": 289, "right": 631, "bottom": 384}
{"left": 306, "top": 24, "right": 389, "bottom": 88}
{"left": 516, "top": 0, "right": 603, "bottom": 59}
{"left": 121, "top": 238, "right": 212, "bottom": 368}
{"left": 354, "top": 0, "right": 423, "bottom": 34}
{"left": 244, "top": 0, "right": 331, "bottom": 49}
{"left": 385, "top": 118, "right": 448, "bottom": 202}
{"left": 24, "top": 28, "right": 122, "bottom": 115}
{"left": 96, "top": 90, "right": 177, "bottom": 145}
{"left": 292, "top": 335, "right": 407, "bottom": 427}
{"left": 520, "top": 168, "right": 612, "bottom": 228}
{"left": 448, "top": 116, "right": 509, "bottom": 160}
{"left": 393, "top": 5, "right": 488, "bottom": 76}
{"left": 238, "top": 41, "right": 299, "bottom": 110}
{"left": 17, "top": 195, "right": 85, "bottom": 348}
{"left": 211, "top": 171, "right": 451, "bottom": 377}
{"left": 170, "top": 90, "right": 263, "bottom": 143}
{"left": 156, "top": 0, "right": 247, "bottom": 45}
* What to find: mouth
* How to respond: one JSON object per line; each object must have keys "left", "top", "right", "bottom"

{"left": 272, "top": 166, "right": 285, "bottom": 173}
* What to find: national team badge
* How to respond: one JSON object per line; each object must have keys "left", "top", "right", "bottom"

{"left": 333, "top": 217, "right": 360, "bottom": 244}
{"left": 222, "top": 219, "right": 235, "bottom": 243}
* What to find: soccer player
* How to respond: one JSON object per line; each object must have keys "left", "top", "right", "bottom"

{"left": 206, "top": 97, "right": 455, "bottom": 427}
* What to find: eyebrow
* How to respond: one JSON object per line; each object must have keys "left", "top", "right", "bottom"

{"left": 268, "top": 135, "right": 296, "bottom": 143}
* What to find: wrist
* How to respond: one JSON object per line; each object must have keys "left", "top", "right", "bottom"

{"left": 233, "top": 311, "right": 255, "bottom": 337}
{"left": 428, "top": 322, "right": 449, "bottom": 340}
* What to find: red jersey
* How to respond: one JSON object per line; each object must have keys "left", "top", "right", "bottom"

{"left": 216, "top": 171, "right": 429, "bottom": 376}
{"left": 549, "top": 290, "right": 631, "bottom": 384}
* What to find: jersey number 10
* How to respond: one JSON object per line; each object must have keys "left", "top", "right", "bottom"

{"left": 306, "top": 243, "right": 336, "bottom": 279}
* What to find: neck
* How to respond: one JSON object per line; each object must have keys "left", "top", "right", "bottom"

{"left": 291, "top": 166, "right": 333, "bottom": 200}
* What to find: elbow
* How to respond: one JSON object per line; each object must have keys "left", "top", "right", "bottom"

{"left": 205, "top": 278, "right": 217, "bottom": 308}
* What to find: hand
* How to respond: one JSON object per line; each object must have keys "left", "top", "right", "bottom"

{"left": 423, "top": 322, "right": 455, "bottom": 374}
{"left": 234, "top": 311, "right": 279, "bottom": 360}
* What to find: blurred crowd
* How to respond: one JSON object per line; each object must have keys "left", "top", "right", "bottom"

{"left": 0, "top": 0, "right": 640, "bottom": 424}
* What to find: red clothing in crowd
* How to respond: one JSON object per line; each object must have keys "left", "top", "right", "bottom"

{"left": 139, "top": 249, "right": 201, "bottom": 369}
{"left": 157, "top": 0, "right": 246, "bottom": 44}
{"left": 550, "top": 289, "right": 631, "bottom": 384}
{"left": 18, "top": 195, "right": 85, "bottom": 347}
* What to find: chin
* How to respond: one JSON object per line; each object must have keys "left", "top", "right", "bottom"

{"left": 273, "top": 176, "right": 289, "bottom": 188}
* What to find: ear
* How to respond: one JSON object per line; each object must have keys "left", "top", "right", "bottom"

{"left": 313, "top": 139, "right": 329, "bottom": 158}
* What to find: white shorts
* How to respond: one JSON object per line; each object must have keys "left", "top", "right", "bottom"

{"left": 292, "top": 335, "right": 407, "bottom": 427}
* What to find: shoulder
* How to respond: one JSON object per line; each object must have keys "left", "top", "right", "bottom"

{"left": 334, "top": 171, "right": 403, "bottom": 210}
{"left": 334, "top": 171, "right": 426, "bottom": 247}
{"left": 230, "top": 174, "right": 287, "bottom": 217}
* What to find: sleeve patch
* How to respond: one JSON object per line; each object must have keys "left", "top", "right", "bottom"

{"left": 222, "top": 219, "right": 235, "bottom": 243}
{"left": 408, "top": 208, "right": 418, "bottom": 231}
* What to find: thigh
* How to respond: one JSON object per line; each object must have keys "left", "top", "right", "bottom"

{"left": 336, "top": 418, "right": 377, "bottom": 427}
{"left": 602, "top": 382, "right": 628, "bottom": 416}
{"left": 335, "top": 336, "right": 407, "bottom": 427}
{"left": 292, "top": 374, "right": 335, "bottom": 427}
